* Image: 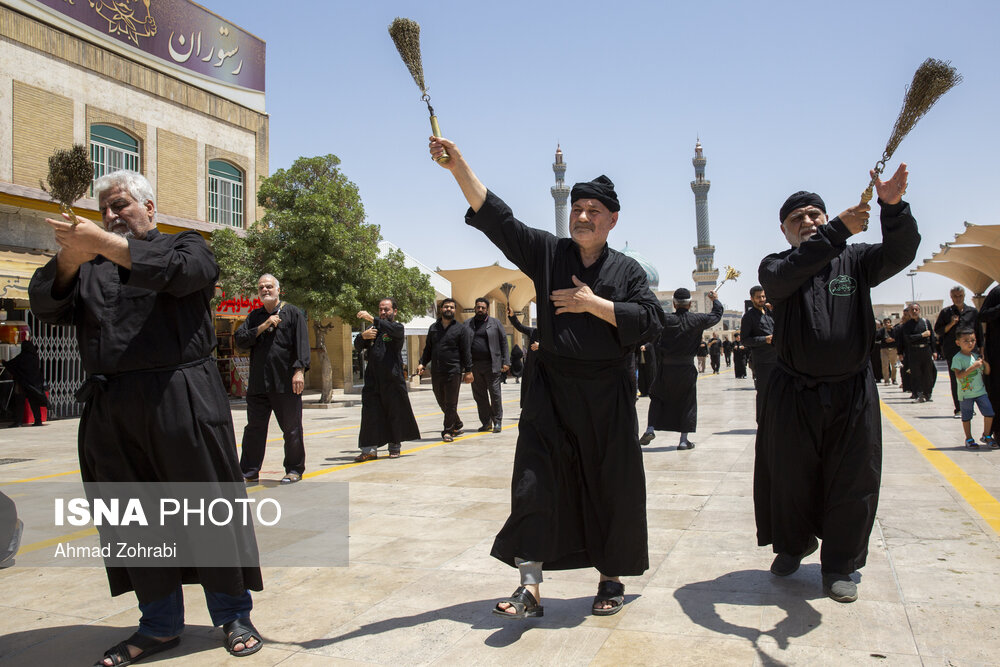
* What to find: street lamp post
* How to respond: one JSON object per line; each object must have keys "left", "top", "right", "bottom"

{"left": 906, "top": 269, "right": 917, "bottom": 303}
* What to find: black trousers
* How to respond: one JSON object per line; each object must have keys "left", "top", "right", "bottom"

{"left": 946, "top": 352, "right": 960, "bottom": 411}
{"left": 754, "top": 366, "right": 881, "bottom": 575}
{"left": 709, "top": 354, "right": 721, "bottom": 373}
{"left": 471, "top": 363, "right": 503, "bottom": 426}
{"left": 431, "top": 372, "right": 464, "bottom": 434}
{"left": 240, "top": 392, "right": 305, "bottom": 476}
{"left": 907, "top": 346, "right": 935, "bottom": 398}
{"left": 753, "top": 362, "right": 776, "bottom": 423}
{"left": 724, "top": 351, "right": 731, "bottom": 366}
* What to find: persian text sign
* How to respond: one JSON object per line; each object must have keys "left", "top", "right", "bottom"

{"left": 28, "top": 0, "right": 265, "bottom": 92}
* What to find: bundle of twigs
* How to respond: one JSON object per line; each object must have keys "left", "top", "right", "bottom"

{"left": 40, "top": 144, "right": 93, "bottom": 226}
{"left": 388, "top": 17, "right": 449, "bottom": 163}
{"left": 861, "top": 58, "right": 962, "bottom": 203}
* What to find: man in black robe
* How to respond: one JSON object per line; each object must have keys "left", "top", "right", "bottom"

{"left": 708, "top": 333, "right": 722, "bottom": 374}
{"left": 875, "top": 318, "right": 898, "bottom": 385}
{"left": 29, "top": 170, "right": 263, "bottom": 664}
{"left": 980, "top": 284, "right": 1000, "bottom": 437}
{"left": 507, "top": 304, "right": 540, "bottom": 407}
{"left": 430, "top": 136, "right": 664, "bottom": 618}
{"left": 417, "top": 298, "right": 473, "bottom": 442}
{"left": 636, "top": 342, "right": 657, "bottom": 397}
{"left": 235, "top": 274, "right": 311, "bottom": 484}
{"left": 754, "top": 165, "right": 919, "bottom": 604}
{"left": 467, "top": 297, "right": 510, "bottom": 432}
{"left": 354, "top": 298, "right": 421, "bottom": 461}
{"left": 640, "top": 288, "right": 722, "bottom": 449}
{"left": 895, "top": 309, "right": 912, "bottom": 395}
{"left": 900, "top": 302, "right": 936, "bottom": 403}
{"left": 741, "top": 285, "right": 777, "bottom": 421}
{"left": 722, "top": 335, "right": 733, "bottom": 367}
{"left": 1, "top": 339, "right": 47, "bottom": 426}
{"left": 935, "top": 286, "right": 981, "bottom": 416}
{"left": 733, "top": 332, "right": 748, "bottom": 379}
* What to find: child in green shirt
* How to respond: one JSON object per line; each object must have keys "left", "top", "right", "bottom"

{"left": 951, "top": 328, "right": 996, "bottom": 448}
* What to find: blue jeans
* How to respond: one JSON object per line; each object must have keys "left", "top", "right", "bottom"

{"left": 137, "top": 586, "right": 253, "bottom": 637}
{"left": 961, "top": 393, "right": 995, "bottom": 422}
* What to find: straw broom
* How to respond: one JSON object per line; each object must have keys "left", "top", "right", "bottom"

{"left": 860, "top": 58, "right": 962, "bottom": 206}
{"left": 388, "top": 17, "right": 449, "bottom": 163}
{"left": 40, "top": 144, "right": 94, "bottom": 226}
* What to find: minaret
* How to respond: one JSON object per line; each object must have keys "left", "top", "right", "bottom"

{"left": 690, "top": 139, "right": 718, "bottom": 313}
{"left": 551, "top": 144, "right": 570, "bottom": 238}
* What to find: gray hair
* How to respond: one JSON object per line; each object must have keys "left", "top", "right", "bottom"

{"left": 951, "top": 285, "right": 965, "bottom": 294}
{"left": 93, "top": 170, "right": 155, "bottom": 209}
{"left": 259, "top": 273, "right": 280, "bottom": 290}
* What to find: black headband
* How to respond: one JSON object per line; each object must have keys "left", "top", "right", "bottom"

{"left": 779, "top": 191, "right": 826, "bottom": 223}
{"left": 571, "top": 175, "right": 620, "bottom": 213}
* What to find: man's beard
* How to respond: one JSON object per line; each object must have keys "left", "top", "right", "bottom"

{"left": 474, "top": 312, "right": 487, "bottom": 322}
{"left": 442, "top": 311, "right": 454, "bottom": 320}
{"left": 382, "top": 313, "right": 395, "bottom": 322}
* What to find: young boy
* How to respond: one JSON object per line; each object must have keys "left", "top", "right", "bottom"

{"left": 951, "top": 327, "right": 996, "bottom": 448}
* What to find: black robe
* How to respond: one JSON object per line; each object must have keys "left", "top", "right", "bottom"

{"left": 29, "top": 229, "right": 262, "bottom": 603}
{"left": 646, "top": 300, "right": 723, "bottom": 432}
{"left": 900, "top": 317, "right": 936, "bottom": 398}
{"left": 2, "top": 340, "right": 47, "bottom": 404}
{"left": 754, "top": 200, "right": 919, "bottom": 574}
{"left": 980, "top": 285, "right": 1000, "bottom": 437}
{"left": 733, "top": 340, "right": 748, "bottom": 378}
{"left": 355, "top": 318, "right": 421, "bottom": 448}
{"left": 466, "top": 191, "right": 664, "bottom": 575}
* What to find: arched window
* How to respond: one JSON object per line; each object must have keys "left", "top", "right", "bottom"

{"left": 208, "top": 160, "right": 244, "bottom": 228}
{"left": 90, "top": 125, "right": 140, "bottom": 184}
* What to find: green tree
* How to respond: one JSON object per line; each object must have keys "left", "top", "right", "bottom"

{"left": 212, "top": 154, "right": 435, "bottom": 402}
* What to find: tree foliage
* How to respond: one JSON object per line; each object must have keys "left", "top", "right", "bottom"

{"left": 212, "top": 154, "right": 435, "bottom": 323}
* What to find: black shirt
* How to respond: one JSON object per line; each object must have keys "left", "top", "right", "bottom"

{"left": 234, "top": 302, "right": 311, "bottom": 394}
{"left": 420, "top": 319, "right": 472, "bottom": 375}
{"left": 465, "top": 191, "right": 664, "bottom": 361}
{"left": 759, "top": 200, "right": 919, "bottom": 380}
{"left": 934, "top": 303, "right": 980, "bottom": 359}
{"left": 740, "top": 307, "right": 778, "bottom": 366}
{"left": 657, "top": 300, "right": 723, "bottom": 358}
{"left": 470, "top": 317, "right": 491, "bottom": 363}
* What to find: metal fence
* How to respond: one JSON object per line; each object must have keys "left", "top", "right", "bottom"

{"left": 27, "top": 311, "right": 84, "bottom": 418}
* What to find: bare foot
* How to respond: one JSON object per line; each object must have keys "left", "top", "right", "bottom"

{"left": 594, "top": 576, "right": 622, "bottom": 612}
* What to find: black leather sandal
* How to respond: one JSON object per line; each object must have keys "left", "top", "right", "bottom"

{"left": 592, "top": 580, "right": 625, "bottom": 616}
{"left": 223, "top": 617, "right": 263, "bottom": 657}
{"left": 492, "top": 586, "right": 544, "bottom": 619}
{"left": 93, "top": 632, "right": 179, "bottom": 666}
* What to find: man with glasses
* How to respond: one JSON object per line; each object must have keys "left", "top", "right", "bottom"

{"left": 753, "top": 164, "right": 919, "bottom": 603}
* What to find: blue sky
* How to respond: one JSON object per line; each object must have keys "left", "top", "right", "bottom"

{"left": 207, "top": 0, "right": 998, "bottom": 307}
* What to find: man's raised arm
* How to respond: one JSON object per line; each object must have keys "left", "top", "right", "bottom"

{"left": 429, "top": 137, "right": 486, "bottom": 213}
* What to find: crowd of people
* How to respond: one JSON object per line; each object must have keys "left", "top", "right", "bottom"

{"left": 19, "top": 142, "right": 1000, "bottom": 663}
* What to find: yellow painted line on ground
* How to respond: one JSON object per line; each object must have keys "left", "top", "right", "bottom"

{"left": 17, "top": 526, "right": 97, "bottom": 556}
{"left": 0, "top": 470, "right": 81, "bottom": 485}
{"left": 881, "top": 400, "right": 1000, "bottom": 535}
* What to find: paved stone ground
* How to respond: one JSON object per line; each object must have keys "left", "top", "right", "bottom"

{"left": 2, "top": 365, "right": 999, "bottom": 665}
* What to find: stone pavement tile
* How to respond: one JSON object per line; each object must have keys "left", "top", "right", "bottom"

{"left": 272, "top": 653, "right": 374, "bottom": 666}
{"left": 701, "top": 494, "right": 755, "bottom": 513}
{"left": 434, "top": 617, "right": 612, "bottom": 665}
{"left": 645, "top": 493, "right": 709, "bottom": 511}
{"left": 885, "top": 538, "right": 1000, "bottom": 607}
{"left": 646, "top": 508, "right": 699, "bottom": 530}
{"left": 647, "top": 526, "right": 685, "bottom": 553}
{"left": 670, "top": 528, "right": 764, "bottom": 556}
{"left": 298, "top": 598, "right": 486, "bottom": 664}
{"left": 718, "top": 471, "right": 755, "bottom": 496}
{"left": 446, "top": 474, "right": 512, "bottom": 490}
{"left": 752, "top": 640, "right": 923, "bottom": 666}
{"left": 439, "top": 537, "right": 515, "bottom": 577}
{"left": 758, "top": 598, "right": 918, "bottom": 655}
{"left": 615, "top": 583, "right": 766, "bottom": 640}
{"left": 906, "top": 603, "right": 1000, "bottom": 664}
{"left": 348, "top": 514, "right": 494, "bottom": 541}
{"left": 0, "top": 606, "right": 95, "bottom": 660}
{"left": 649, "top": 551, "right": 775, "bottom": 594}
{"left": 0, "top": 566, "right": 132, "bottom": 617}
{"left": 447, "top": 500, "right": 510, "bottom": 522}
{"left": 353, "top": 537, "right": 475, "bottom": 570}
{"left": 687, "top": 510, "right": 758, "bottom": 535}
{"left": 878, "top": 500, "right": 984, "bottom": 541}
{"left": 347, "top": 533, "right": 399, "bottom": 560}
{"left": 591, "top": 629, "right": 758, "bottom": 666}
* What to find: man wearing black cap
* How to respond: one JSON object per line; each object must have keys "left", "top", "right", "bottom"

{"left": 639, "top": 287, "right": 722, "bottom": 450}
{"left": 753, "top": 164, "right": 919, "bottom": 604}
{"left": 740, "top": 285, "right": 777, "bottom": 421}
{"left": 429, "top": 136, "right": 664, "bottom": 619}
